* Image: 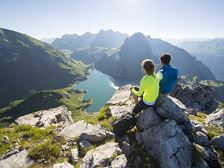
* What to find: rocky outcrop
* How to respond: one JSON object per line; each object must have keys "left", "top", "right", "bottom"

{"left": 107, "top": 84, "right": 221, "bottom": 168}
{"left": 80, "top": 142, "right": 127, "bottom": 168}
{"left": 0, "top": 150, "right": 34, "bottom": 168}
{"left": 59, "top": 120, "right": 109, "bottom": 142}
{"left": 194, "top": 144, "right": 220, "bottom": 168}
{"left": 156, "top": 95, "right": 193, "bottom": 134}
{"left": 206, "top": 108, "right": 224, "bottom": 129}
{"left": 14, "top": 106, "right": 73, "bottom": 128}
{"left": 8, "top": 106, "right": 117, "bottom": 167}
{"left": 136, "top": 107, "right": 162, "bottom": 130}
{"left": 141, "top": 120, "right": 192, "bottom": 168}
{"left": 107, "top": 85, "right": 135, "bottom": 118}
{"left": 172, "top": 82, "right": 219, "bottom": 113}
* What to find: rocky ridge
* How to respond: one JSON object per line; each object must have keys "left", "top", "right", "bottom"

{"left": 107, "top": 85, "right": 223, "bottom": 168}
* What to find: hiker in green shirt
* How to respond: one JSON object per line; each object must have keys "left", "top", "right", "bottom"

{"left": 131, "top": 59, "right": 162, "bottom": 116}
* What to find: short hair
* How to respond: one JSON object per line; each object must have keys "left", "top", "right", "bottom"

{"left": 141, "top": 59, "right": 155, "bottom": 75}
{"left": 160, "top": 54, "right": 171, "bottom": 64}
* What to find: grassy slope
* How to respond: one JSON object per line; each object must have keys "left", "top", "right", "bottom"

{"left": 0, "top": 27, "right": 89, "bottom": 107}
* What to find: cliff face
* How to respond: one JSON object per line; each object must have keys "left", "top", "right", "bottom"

{"left": 172, "top": 81, "right": 219, "bottom": 114}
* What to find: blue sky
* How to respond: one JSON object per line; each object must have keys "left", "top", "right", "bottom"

{"left": 0, "top": 0, "right": 224, "bottom": 39}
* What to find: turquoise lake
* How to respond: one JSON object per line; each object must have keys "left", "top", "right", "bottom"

{"left": 74, "top": 69, "right": 119, "bottom": 112}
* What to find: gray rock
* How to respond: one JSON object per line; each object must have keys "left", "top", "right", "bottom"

{"left": 53, "top": 162, "right": 74, "bottom": 168}
{"left": 107, "top": 85, "right": 132, "bottom": 105}
{"left": 186, "top": 108, "right": 198, "bottom": 116}
{"left": 79, "top": 140, "right": 93, "bottom": 153}
{"left": 80, "top": 142, "right": 123, "bottom": 168}
{"left": 122, "top": 141, "right": 133, "bottom": 157}
{"left": 135, "top": 132, "right": 144, "bottom": 145}
{"left": 211, "top": 135, "right": 224, "bottom": 150}
{"left": 107, "top": 85, "right": 135, "bottom": 118}
{"left": 136, "top": 108, "right": 162, "bottom": 130}
{"left": 3, "top": 148, "right": 19, "bottom": 159}
{"left": 15, "top": 106, "right": 73, "bottom": 128}
{"left": 111, "top": 154, "right": 128, "bottom": 168}
{"left": 193, "top": 132, "right": 210, "bottom": 147}
{"left": 0, "top": 150, "right": 34, "bottom": 168}
{"left": 109, "top": 103, "right": 134, "bottom": 118}
{"left": 206, "top": 108, "right": 224, "bottom": 129}
{"left": 156, "top": 95, "right": 193, "bottom": 133}
{"left": 142, "top": 120, "right": 193, "bottom": 168}
{"left": 59, "top": 120, "right": 107, "bottom": 142}
{"left": 15, "top": 113, "right": 39, "bottom": 126}
{"left": 71, "top": 148, "right": 79, "bottom": 163}
{"left": 194, "top": 144, "right": 220, "bottom": 168}
{"left": 172, "top": 82, "right": 219, "bottom": 113}
{"left": 156, "top": 95, "right": 188, "bottom": 124}
{"left": 193, "top": 124, "right": 208, "bottom": 135}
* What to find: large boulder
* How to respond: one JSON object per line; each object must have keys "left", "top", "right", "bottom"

{"left": 14, "top": 106, "right": 73, "bottom": 128}
{"left": 107, "top": 85, "right": 134, "bottom": 118}
{"left": 0, "top": 150, "right": 34, "bottom": 168}
{"left": 156, "top": 95, "right": 188, "bottom": 123}
{"left": 136, "top": 107, "right": 162, "bottom": 130}
{"left": 172, "top": 82, "right": 218, "bottom": 113}
{"left": 80, "top": 142, "right": 125, "bottom": 168}
{"left": 206, "top": 108, "right": 224, "bottom": 129}
{"left": 156, "top": 95, "right": 193, "bottom": 134}
{"left": 141, "top": 120, "right": 193, "bottom": 168}
{"left": 59, "top": 120, "right": 108, "bottom": 142}
{"left": 107, "top": 85, "right": 132, "bottom": 105}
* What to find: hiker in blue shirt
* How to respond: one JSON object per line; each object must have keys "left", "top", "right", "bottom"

{"left": 159, "top": 54, "right": 178, "bottom": 95}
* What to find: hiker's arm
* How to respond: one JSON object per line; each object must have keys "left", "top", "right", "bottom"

{"left": 131, "top": 79, "right": 145, "bottom": 97}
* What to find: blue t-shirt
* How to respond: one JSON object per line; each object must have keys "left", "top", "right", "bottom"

{"left": 159, "top": 64, "right": 178, "bottom": 94}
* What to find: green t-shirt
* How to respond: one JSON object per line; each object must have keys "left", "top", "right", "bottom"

{"left": 131, "top": 72, "right": 162, "bottom": 103}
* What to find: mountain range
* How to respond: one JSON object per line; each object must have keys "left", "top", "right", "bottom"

{"left": 54, "top": 30, "right": 215, "bottom": 82}
{"left": 92, "top": 33, "right": 215, "bottom": 81}
{"left": 171, "top": 39, "right": 224, "bottom": 81}
{"left": 0, "top": 28, "right": 88, "bottom": 107}
{"left": 52, "top": 30, "right": 128, "bottom": 51}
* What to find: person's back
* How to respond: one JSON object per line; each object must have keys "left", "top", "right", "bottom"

{"left": 131, "top": 59, "right": 162, "bottom": 116}
{"left": 140, "top": 73, "right": 161, "bottom": 103}
{"left": 159, "top": 54, "right": 178, "bottom": 94}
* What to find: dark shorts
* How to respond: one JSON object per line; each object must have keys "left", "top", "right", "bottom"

{"left": 132, "top": 87, "right": 154, "bottom": 116}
